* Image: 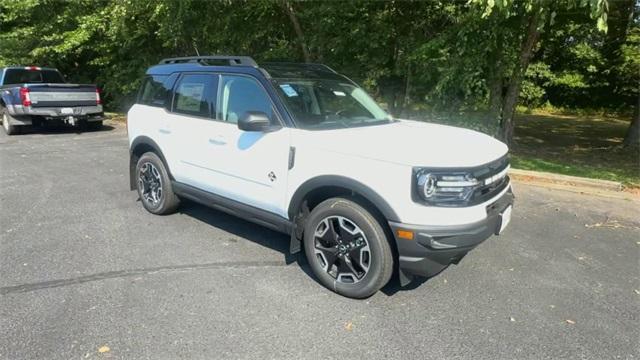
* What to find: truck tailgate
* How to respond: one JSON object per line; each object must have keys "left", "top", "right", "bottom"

{"left": 27, "top": 84, "right": 98, "bottom": 108}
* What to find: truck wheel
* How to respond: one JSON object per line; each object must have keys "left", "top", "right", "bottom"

{"left": 135, "top": 152, "right": 180, "bottom": 215}
{"left": 303, "top": 197, "right": 393, "bottom": 298}
{"left": 2, "top": 112, "right": 18, "bottom": 135}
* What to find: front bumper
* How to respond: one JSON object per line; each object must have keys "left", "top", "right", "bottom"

{"left": 389, "top": 187, "right": 514, "bottom": 284}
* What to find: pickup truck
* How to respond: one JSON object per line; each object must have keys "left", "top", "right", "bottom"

{"left": 0, "top": 66, "right": 104, "bottom": 135}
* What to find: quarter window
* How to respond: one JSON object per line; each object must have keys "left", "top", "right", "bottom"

{"left": 138, "top": 75, "right": 168, "bottom": 106}
{"left": 218, "top": 75, "right": 273, "bottom": 124}
{"left": 173, "top": 74, "right": 216, "bottom": 118}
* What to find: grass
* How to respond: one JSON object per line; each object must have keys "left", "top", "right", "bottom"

{"left": 512, "top": 110, "right": 639, "bottom": 188}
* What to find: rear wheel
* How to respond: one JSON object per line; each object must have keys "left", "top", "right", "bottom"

{"left": 303, "top": 197, "right": 393, "bottom": 298}
{"left": 135, "top": 152, "right": 180, "bottom": 215}
{"left": 2, "top": 112, "right": 18, "bottom": 135}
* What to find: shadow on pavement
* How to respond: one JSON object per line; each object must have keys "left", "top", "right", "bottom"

{"left": 169, "top": 198, "right": 433, "bottom": 298}
{"left": 16, "top": 124, "right": 115, "bottom": 135}
{"left": 177, "top": 199, "right": 302, "bottom": 266}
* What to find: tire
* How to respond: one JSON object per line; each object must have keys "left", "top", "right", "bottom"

{"left": 303, "top": 197, "right": 394, "bottom": 298}
{"left": 2, "top": 112, "right": 18, "bottom": 135}
{"left": 135, "top": 152, "right": 180, "bottom": 215}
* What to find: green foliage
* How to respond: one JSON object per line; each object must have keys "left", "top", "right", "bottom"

{"left": 520, "top": 62, "right": 554, "bottom": 107}
{"left": 0, "top": 0, "right": 634, "bottom": 122}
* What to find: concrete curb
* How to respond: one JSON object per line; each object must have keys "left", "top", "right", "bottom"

{"left": 509, "top": 168, "right": 624, "bottom": 192}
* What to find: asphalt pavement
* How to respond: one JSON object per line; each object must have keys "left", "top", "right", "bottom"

{"left": 1, "top": 122, "right": 638, "bottom": 359}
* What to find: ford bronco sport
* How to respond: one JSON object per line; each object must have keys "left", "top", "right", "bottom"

{"left": 128, "top": 56, "right": 514, "bottom": 298}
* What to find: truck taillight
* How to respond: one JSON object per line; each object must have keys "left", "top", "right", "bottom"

{"left": 19, "top": 87, "right": 32, "bottom": 107}
{"left": 96, "top": 88, "right": 102, "bottom": 105}
{"left": 24, "top": 66, "right": 41, "bottom": 71}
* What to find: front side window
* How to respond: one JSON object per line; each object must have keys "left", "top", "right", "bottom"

{"left": 218, "top": 75, "right": 273, "bottom": 124}
{"left": 172, "top": 74, "right": 216, "bottom": 118}
{"left": 273, "top": 79, "right": 391, "bottom": 130}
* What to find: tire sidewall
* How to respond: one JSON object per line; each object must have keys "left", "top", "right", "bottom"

{"left": 136, "top": 152, "right": 172, "bottom": 214}
{"left": 3, "top": 113, "right": 10, "bottom": 133}
{"left": 303, "top": 198, "right": 392, "bottom": 298}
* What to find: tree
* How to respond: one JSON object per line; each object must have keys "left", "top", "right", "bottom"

{"left": 471, "top": 0, "right": 609, "bottom": 146}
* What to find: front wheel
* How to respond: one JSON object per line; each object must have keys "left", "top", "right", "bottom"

{"left": 135, "top": 152, "right": 180, "bottom": 215}
{"left": 303, "top": 197, "right": 394, "bottom": 298}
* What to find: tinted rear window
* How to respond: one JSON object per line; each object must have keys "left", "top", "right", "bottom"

{"left": 3, "top": 69, "right": 65, "bottom": 84}
{"left": 138, "top": 75, "right": 170, "bottom": 107}
{"left": 172, "top": 74, "right": 217, "bottom": 118}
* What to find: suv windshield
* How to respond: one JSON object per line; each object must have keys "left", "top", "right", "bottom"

{"left": 273, "top": 78, "right": 392, "bottom": 129}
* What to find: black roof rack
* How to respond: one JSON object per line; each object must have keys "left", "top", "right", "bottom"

{"left": 158, "top": 56, "right": 258, "bottom": 67}
{"left": 262, "top": 62, "right": 338, "bottom": 74}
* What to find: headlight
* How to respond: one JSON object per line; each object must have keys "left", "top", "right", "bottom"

{"left": 415, "top": 170, "right": 480, "bottom": 205}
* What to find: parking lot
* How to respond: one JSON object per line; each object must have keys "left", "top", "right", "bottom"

{"left": 0, "top": 122, "right": 638, "bottom": 359}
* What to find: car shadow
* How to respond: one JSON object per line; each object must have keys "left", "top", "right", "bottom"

{"left": 175, "top": 198, "right": 433, "bottom": 298}
{"left": 19, "top": 124, "right": 115, "bottom": 135}
{"left": 381, "top": 274, "right": 430, "bottom": 296}
{"left": 177, "top": 199, "right": 304, "bottom": 267}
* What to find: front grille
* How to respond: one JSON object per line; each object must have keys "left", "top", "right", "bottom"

{"left": 469, "top": 155, "right": 510, "bottom": 204}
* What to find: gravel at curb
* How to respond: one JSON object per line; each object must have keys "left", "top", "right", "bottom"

{"left": 507, "top": 168, "right": 640, "bottom": 201}
{"left": 509, "top": 168, "right": 623, "bottom": 192}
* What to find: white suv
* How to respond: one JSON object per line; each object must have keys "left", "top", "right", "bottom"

{"left": 127, "top": 56, "right": 514, "bottom": 298}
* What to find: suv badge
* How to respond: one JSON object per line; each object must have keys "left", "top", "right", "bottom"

{"left": 268, "top": 172, "right": 277, "bottom": 182}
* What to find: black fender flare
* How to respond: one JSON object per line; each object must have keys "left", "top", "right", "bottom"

{"left": 129, "top": 136, "right": 173, "bottom": 190}
{"left": 287, "top": 175, "right": 400, "bottom": 222}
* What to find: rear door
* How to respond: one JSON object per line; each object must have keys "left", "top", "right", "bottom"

{"left": 165, "top": 73, "right": 221, "bottom": 187}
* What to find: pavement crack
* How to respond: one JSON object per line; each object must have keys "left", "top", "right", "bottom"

{"left": 0, "top": 260, "right": 288, "bottom": 295}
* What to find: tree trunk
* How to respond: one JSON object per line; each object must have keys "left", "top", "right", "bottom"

{"left": 487, "top": 31, "right": 504, "bottom": 134}
{"left": 500, "top": 10, "right": 542, "bottom": 146}
{"left": 282, "top": 1, "right": 311, "bottom": 63}
{"left": 403, "top": 63, "right": 412, "bottom": 114}
{"left": 623, "top": 95, "right": 640, "bottom": 148}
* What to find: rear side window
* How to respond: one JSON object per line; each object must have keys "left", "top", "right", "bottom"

{"left": 138, "top": 75, "right": 169, "bottom": 107}
{"left": 172, "top": 74, "right": 217, "bottom": 118}
{"left": 3, "top": 69, "right": 65, "bottom": 84}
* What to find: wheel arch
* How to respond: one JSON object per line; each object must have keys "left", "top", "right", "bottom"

{"left": 129, "top": 136, "right": 173, "bottom": 190}
{"left": 288, "top": 175, "right": 400, "bottom": 225}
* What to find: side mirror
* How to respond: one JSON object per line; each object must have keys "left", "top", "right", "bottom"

{"left": 238, "top": 111, "right": 277, "bottom": 132}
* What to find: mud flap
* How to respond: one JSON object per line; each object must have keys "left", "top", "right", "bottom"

{"left": 399, "top": 268, "right": 414, "bottom": 286}
{"left": 289, "top": 229, "right": 301, "bottom": 254}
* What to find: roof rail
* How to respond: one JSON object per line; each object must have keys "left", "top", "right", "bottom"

{"left": 159, "top": 56, "right": 258, "bottom": 67}
{"left": 262, "top": 62, "right": 338, "bottom": 74}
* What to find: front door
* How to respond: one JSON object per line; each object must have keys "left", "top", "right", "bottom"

{"left": 202, "top": 74, "right": 291, "bottom": 217}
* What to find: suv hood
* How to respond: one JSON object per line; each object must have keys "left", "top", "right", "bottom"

{"left": 295, "top": 119, "right": 508, "bottom": 168}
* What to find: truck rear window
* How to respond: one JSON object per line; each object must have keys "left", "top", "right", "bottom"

{"left": 3, "top": 69, "right": 65, "bottom": 84}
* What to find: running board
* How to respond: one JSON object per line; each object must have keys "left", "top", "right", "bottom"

{"left": 172, "top": 181, "right": 294, "bottom": 235}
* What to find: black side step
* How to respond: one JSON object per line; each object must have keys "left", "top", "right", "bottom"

{"left": 172, "top": 181, "right": 294, "bottom": 235}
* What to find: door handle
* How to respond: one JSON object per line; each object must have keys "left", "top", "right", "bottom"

{"left": 208, "top": 136, "right": 227, "bottom": 145}
{"left": 159, "top": 128, "right": 171, "bottom": 135}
